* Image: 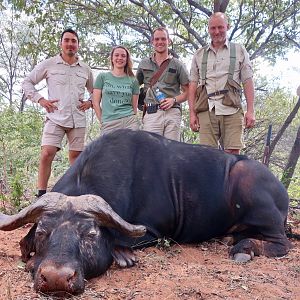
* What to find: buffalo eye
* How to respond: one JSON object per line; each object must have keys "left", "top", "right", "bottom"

{"left": 35, "top": 228, "right": 47, "bottom": 239}
{"left": 87, "top": 228, "right": 98, "bottom": 238}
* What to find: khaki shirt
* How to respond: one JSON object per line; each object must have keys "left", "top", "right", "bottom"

{"left": 136, "top": 55, "right": 189, "bottom": 104}
{"left": 190, "top": 40, "right": 253, "bottom": 115}
{"left": 22, "top": 55, "right": 94, "bottom": 128}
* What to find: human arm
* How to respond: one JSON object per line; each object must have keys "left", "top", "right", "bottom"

{"left": 77, "top": 67, "right": 94, "bottom": 112}
{"left": 132, "top": 94, "right": 138, "bottom": 114}
{"left": 22, "top": 62, "right": 60, "bottom": 113}
{"left": 188, "top": 81, "right": 200, "bottom": 132}
{"left": 243, "top": 78, "right": 255, "bottom": 128}
{"left": 92, "top": 88, "right": 102, "bottom": 122}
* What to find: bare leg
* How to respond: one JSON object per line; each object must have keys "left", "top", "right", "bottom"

{"left": 225, "top": 149, "right": 240, "bottom": 154}
{"left": 37, "top": 146, "right": 58, "bottom": 190}
{"left": 68, "top": 150, "right": 82, "bottom": 165}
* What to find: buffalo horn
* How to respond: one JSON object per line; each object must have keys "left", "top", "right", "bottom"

{"left": 0, "top": 192, "right": 66, "bottom": 231}
{"left": 80, "top": 194, "right": 147, "bottom": 238}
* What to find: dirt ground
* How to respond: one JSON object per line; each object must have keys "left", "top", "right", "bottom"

{"left": 0, "top": 218, "right": 299, "bottom": 300}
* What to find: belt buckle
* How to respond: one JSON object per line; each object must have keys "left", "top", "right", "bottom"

{"left": 215, "top": 90, "right": 221, "bottom": 96}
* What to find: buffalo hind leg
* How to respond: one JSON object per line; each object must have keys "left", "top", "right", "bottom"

{"left": 112, "top": 246, "right": 136, "bottom": 268}
{"left": 230, "top": 237, "right": 291, "bottom": 263}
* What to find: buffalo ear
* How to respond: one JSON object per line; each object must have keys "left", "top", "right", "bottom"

{"left": 81, "top": 195, "right": 147, "bottom": 238}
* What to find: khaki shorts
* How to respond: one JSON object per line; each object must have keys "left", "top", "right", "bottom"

{"left": 101, "top": 115, "right": 140, "bottom": 136}
{"left": 197, "top": 109, "right": 244, "bottom": 150}
{"left": 143, "top": 107, "right": 181, "bottom": 141}
{"left": 41, "top": 119, "right": 85, "bottom": 151}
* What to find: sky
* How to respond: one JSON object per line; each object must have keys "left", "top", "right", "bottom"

{"left": 258, "top": 51, "right": 300, "bottom": 96}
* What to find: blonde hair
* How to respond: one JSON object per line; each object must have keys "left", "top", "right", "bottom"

{"left": 110, "top": 46, "right": 134, "bottom": 77}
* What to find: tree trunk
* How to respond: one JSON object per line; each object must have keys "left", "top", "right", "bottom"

{"left": 19, "top": 93, "right": 27, "bottom": 112}
{"left": 214, "top": 0, "right": 230, "bottom": 12}
{"left": 281, "top": 126, "right": 300, "bottom": 189}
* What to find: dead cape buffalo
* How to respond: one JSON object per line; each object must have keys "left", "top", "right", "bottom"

{"left": 0, "top": 129, "right": 292, "bottom": 295}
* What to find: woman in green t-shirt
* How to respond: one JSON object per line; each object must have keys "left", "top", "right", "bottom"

{"left": 93, "top": 46, "right": 140, "bottom": 135}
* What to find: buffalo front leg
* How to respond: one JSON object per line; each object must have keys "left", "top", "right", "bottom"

{"left": 112, "top": 246, "right": 136, "bottom": 268}
{"left": 19, "top": 223, "right": 37, "bottom": 262}
{"left": 230, "top": 237, "right": 292, "bottom": 263}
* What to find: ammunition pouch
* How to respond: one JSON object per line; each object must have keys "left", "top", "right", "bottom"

{"left": 222, "top": 79, "right": 242, "bottom": 109}
{"left": 146, "top": 103, "right": 159, "bottom": 114}
{"left": 194, "top": 84, "right": 209, "bottom": 113}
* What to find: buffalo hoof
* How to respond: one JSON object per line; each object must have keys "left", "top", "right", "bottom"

{"left": 25, "top": 256, "right": 35, "bottom": 272}
{"left": 233, "top": 251, "right": 254, "bottom": 263}
{"left": 112, "top": 247, "right": 136, "bottom": 268}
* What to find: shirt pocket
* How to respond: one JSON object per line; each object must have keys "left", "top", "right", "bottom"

{"left": 49, "top": 71, "right": 67, "bottom": 85}
{"left": 75, "top": 71, "right": 88, "bottom": 85}
{"left": 142, "top": 68, "right": 155, "bottom": 85}
{"left": 164, "top": 68, "right": 177, "bottom": 84}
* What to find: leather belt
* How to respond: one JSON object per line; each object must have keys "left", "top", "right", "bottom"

{"left": 146, "top": 103, "right": 180, "bottom": 109}
{"left": 207, "top": 89, "right": 228, "bottom": 97}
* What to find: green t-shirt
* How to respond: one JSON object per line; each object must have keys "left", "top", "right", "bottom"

{"left": 94, "top": 72, "right": 140, "bottom": 122}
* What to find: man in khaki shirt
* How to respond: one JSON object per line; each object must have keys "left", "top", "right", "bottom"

{"left": 189, "top": 12, "right": 255, "bottom": 154}
{"left": 136, "top": 27, "right": 189, "bottom": 141}
{"left": 22, "top": 28, "right": 94, "bottom": 197}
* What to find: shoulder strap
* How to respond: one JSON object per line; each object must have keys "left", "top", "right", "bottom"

{"left": 200, "top": 43, "right": 237, "bottom": 83}
{"left": 149, "top": 58, "right": 170, "bottom": 87}
{"left": 200, "top": 45, "right": 209, "bottom": 84}
{"left": 228, "top": 42, "right": 236, "bottom": 80}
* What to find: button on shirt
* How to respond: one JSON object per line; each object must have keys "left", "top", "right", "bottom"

{"left": 22, "top": 55, "right": 94, "bottom": 128}
{"left": 190, "top": 40, "right": 253, "bottom": 115}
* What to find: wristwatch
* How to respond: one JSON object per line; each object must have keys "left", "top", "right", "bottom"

{"left": 173, "top": 97, "right": 177, "bottom": 104}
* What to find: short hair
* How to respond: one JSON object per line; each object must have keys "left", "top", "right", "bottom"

{"left": 151, "top": 27, "right": 170, "bottom": 41}
{"left": 208, "top": 12, "right": 229, "bottom": 26}
{"left": 110, "top": 46, "right": 134, "bottom": 77}
{"left": 60, "top": 28, "right": 79, "bottom": 43}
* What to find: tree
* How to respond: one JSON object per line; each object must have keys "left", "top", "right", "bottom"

{"left": 0, "top": 7, "right": 46, "bottom": 109}
{"left": 282, "top": 125, "right": 300, "bottom": 189}
{"left": 8, "top": 0, "right": 300, "bottom": 64}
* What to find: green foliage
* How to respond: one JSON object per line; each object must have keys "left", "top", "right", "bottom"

{"left": 10, "top": 173, "right": 23, "bottom": 209}
{"left": 181, "top": 103, "right": 198, "bottom": 144}
{"left": 156, "top": 237, "right": 172, "bottom": 249}
{"left": 0, "top": 105, "right": 100, "bottom": 206}
{"left": 0, "top": 107, "right": 43, "bottom": 203}
{"left": 288, "top": 176, "right": 300, "bottom": 202}
{"left": 5, "top": 0, "right": 300, "bottom": 67}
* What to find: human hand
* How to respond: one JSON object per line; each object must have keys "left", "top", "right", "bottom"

{"left": 190, "top": 112, "right": 200, "bottom": 132}
{"left": 77, "top": 100, "right": 92, "bottom": 111}
{"left": 159, "top": 97, "right": 175, "bottom": 110}
{"left": 244, "top": 111, "right": 255, "bottom": 128}
{"left": 38, "top": 98, "right": 59, "bottom": 113}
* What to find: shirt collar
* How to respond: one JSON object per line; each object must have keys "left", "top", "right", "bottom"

{"left": 150, "top": 52, "right": 173, "bottom": 64}
{"left": 208, "top": 38, "right": 230, "bottom": 52}
{"left": 55, "top": 54, "right": 81, "bottom": 66}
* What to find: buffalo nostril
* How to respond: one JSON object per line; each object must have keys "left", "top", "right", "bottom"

{"left": 40, "top": 274, "right": 47, "bottom": 283}
{"left": 67, "top": 271, "right": 76, "bottom": 282}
